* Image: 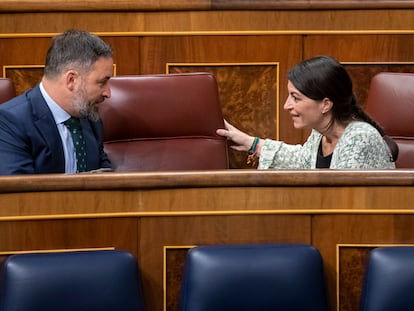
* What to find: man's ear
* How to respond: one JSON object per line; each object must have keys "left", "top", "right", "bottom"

{"left": 65, "top": 70, "right": 79, "bottom": 91}
{"left": 321, "top": 98, "right": 333, "bottom": 114}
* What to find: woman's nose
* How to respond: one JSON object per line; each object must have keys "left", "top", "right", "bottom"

{"left": 284, "top": 97, "right": 292, "bottom": 110}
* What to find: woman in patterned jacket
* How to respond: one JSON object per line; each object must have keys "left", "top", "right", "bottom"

{"left": 216, "top": 55, "right": 397, "bottom": 169}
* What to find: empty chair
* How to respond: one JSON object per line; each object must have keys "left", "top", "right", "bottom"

{"left": 0, "top": 78, "right": 16, "bottom": 104}
{"left": 361, "top": 246, "right": 414, "bottom": 311}
{"left": 179, "top": 243, "right": 329, "bottom": 311}
{"left": 0, "top": 250, "right": 146, "bottom": 311}
{"left": 365, "top": 72, "right": 414, "bottom": 168}
{"left": 99, "top": 73, "right": 229, "bottom": 171}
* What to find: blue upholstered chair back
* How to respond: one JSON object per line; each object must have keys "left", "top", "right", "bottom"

{"left": 179, "top": 243, "right": 329, "bottom": 311}
{"left": 361, "top": 246, "right": 414, "bottom": 311}
{"left": 0, "top": 250, "right": 146, "bottom": 311}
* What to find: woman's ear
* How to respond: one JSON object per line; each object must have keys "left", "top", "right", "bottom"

{"left": 321, "top": 98, "right": 333, "bottom": 114}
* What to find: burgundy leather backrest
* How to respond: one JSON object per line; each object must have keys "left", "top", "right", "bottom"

{"left": 99, "top": 73, "right": 229, "bottom": 171}
{"left": 0, "top": 78, "right": 16, "bottom": 104}
{"left": 365, "top": 72, "right": 414, "bottom": 168}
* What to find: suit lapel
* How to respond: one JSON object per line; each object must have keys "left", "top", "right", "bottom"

{"left": 30, "top": 85, "right": 66, "bottom": 170}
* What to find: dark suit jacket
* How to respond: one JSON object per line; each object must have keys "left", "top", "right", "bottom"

{"left": 0, "top": 84, "right": 111, "bottom": 175}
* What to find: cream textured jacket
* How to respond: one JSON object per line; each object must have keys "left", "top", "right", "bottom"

{"left": 258, "top": 121, "right": 395, "bottom": 169}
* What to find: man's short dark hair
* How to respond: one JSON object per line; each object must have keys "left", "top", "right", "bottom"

{"left": 44, "top": 29, "right": 113, "bottom": 78}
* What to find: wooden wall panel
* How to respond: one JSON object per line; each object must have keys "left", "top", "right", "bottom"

{"left": 0, "top": 218, "right": 139, "bottom": 252}
{"left": 304, "top": 34, "right": 414, "bottom": 62}
{"left": 0, "top": 36, "right": 140, "bottom": 93}
{"left": 1, "top": 10, "right": 414, "bottom": 33}
{"left": 104, "top": 36, "right": 141, "bottom": 75}
{"left": 140, "top": 214, "right": 312, "bottom": 311}
{"left": 313, "top": 214, "right": 414, "bottom": 311}
{"left": 0, "top": 37, "right": 50, "bottom": 69}
{"left": 139, "top": 35, "right": 301, "bottom": 73}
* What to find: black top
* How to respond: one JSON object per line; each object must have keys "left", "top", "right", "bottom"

{"left": 316, "top": 140, "right": 332, "bottom": 168}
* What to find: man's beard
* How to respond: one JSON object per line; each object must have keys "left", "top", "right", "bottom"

{"left": 72, "top": 86, "right": 103, "bottom": 122}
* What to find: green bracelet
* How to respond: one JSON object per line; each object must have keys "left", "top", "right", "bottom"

{"left": 248, "top": 136, "right": 259, "bottom": 154}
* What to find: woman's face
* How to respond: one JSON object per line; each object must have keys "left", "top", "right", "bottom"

{"left": 284, "top": 81, "right": 329, "bottom": 131}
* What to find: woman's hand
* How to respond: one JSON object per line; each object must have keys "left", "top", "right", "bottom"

{"left": 216, "top": 120, "right": 256, "bottom": 152}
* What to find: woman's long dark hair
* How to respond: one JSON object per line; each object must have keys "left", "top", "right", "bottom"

{"left": 287, "top": 55, "right": 398, "bottom": 161}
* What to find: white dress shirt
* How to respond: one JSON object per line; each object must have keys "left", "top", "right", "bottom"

{"left": 39, "top": 82, "right": 77, "bottom": 173}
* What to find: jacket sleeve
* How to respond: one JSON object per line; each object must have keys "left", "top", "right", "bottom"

{"left": 89, "top": 119, "right": 112, "bottom": 170}
{"left": 0, "top": 111, "right": 36, "bottom": 175}
{"left": 258, "top": 131, "right": 321, "bottom": 169}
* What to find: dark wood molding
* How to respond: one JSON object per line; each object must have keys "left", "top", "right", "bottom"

{"left": 0, "top": 170, "right": 413, "bottom": 193}
{"left": 1, "top": 0, "right": 414, "bottom": 12}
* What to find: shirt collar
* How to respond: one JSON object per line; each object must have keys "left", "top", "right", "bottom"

{"left": 39, "top": 82, "right": 71, "bottom": 124}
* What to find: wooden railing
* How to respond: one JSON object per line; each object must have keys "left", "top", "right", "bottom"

{"left": 0, "top": 169, "right": 413, "bottom": 194}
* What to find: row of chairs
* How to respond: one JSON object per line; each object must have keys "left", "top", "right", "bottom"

{"left": 0, "top": 244, "right": 413, "bottom": 310}
{"left": 1, "top": 71, "right": 414, "bottom": 170}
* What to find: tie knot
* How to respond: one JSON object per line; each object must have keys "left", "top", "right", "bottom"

{"left": 64, "top": 117, "right": 81, "bottom": 130}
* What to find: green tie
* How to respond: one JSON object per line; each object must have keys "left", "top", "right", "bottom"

{"left": 64, "top": 117, "right": 87, "bottom": 172}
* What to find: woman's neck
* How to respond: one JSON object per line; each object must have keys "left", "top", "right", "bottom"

{"left": 320, "top": 121, "right": 348, "bottom": 156}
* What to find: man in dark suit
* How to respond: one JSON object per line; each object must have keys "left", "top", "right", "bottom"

{"left": 0, "top": 29, "right": 113, "bottom": 174}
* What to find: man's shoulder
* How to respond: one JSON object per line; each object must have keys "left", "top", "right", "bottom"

{"left": 0, "top": 85, "right": 47, "bottom": 119}
{"left": 0, "top": 86, "right": 38, "bottom": 111}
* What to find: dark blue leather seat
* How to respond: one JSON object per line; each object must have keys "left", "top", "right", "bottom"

{"left": 361, "top": 246, "right": 414, "bottom": 311}
{"left": 0, "top": 250, "right": 146, "bottom": 311}
{"left": 179, "top": 243, "right": 329, "bottom": 311}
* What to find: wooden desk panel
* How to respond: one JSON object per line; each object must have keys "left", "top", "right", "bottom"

{"left": 142, "top": 214, "right": 312, "bottom": 311}
{"left": 0, "top": 170, "right": 413, "bottom": 311}
{"left": 0, "top": 218, "right": 139, "bottom": 252}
